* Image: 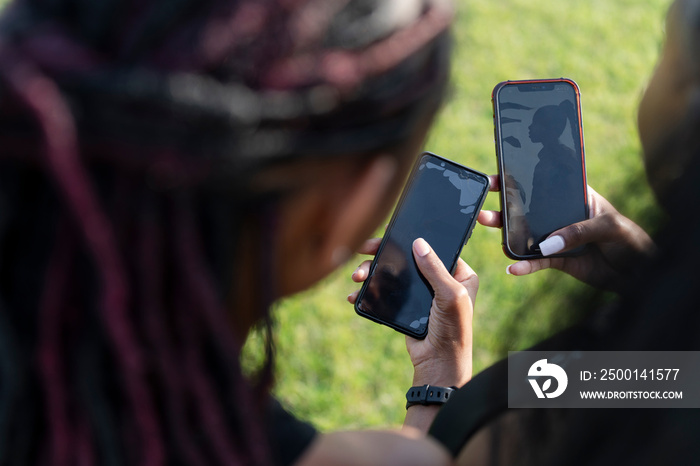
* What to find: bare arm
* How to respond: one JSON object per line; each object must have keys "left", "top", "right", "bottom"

{"left": 295, "top": 428, "right": 452, "bottom": 466}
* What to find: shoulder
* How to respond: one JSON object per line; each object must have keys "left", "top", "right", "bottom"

{"left": 266, "top": 399, "right": 318, "bottom": 466}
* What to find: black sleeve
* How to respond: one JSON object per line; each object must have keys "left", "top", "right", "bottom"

{"left": 429, "top": 323, "right": 599, "bottom": 456}
{"left": 266, "top": 398, "right": 318, "bottom": 466}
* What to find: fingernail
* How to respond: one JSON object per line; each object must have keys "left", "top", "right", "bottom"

{"left": 353, "top": 268, "right": 365, "bottom": 280}
{"left": 506, "top": 264, "right": 513, "bottom": 275}
{"left": 539, "top": 235, "right": 565, "bottom": 256}
{"left": 414, "top": 238, "right": 430, "bottom": 257}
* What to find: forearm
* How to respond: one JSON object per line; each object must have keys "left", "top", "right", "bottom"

{"left": 295, "top": 429, "right": 451, "bottom": 466}
{"left": 403, "top": 366, "right": 471, "bottom": 434}
{"left": 403, "top": 404, "right": 442, "bottom": 433}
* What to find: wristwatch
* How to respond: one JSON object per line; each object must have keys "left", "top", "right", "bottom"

{"left": 405, "top": 384, "right": 457, "bottom": 409}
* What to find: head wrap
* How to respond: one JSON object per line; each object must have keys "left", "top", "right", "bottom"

{"left": 0, "top": 0, "right": 454, "bottom": 185}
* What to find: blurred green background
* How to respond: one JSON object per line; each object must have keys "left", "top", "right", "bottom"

{"left": 254, "top": 0, "right": 670, "bottom": 431}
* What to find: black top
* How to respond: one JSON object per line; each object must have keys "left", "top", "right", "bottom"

{"left": 428, "top": 322, "right": 599, "bottom": 456}
{"left": 266, "top": 398, "right": 318, "bottom": 466}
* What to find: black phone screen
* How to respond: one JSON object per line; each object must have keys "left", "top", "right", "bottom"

{"left": 354, "top": 152, "right": 489, "bottom": 339}
{"left": 494, "top": 80, "right": 588, "bottom": 258}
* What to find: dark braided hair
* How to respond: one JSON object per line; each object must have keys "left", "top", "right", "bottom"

{"left": 0, "top": 0, "right": 453, "bottom": 464}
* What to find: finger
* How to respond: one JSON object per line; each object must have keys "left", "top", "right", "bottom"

{"left": 538, "top": 186, "right": 623, "bottom": 255}
{"left": 586, "top": 185, "right": 612, "bottom": 219}
{"left": 452, "top": 257, "right": 475, "bottom": 282}
{"left": 412, "top": 238, "right": 467, "bottom": 304}
{"left": 413, "top": 239, "right": 475, "bottom": 347}
{"left": 507, "top": 259, "right": 548, "bottom": 276}
{"left": 347, "top": 289, "right": 359, "bottom": 304}
{"left": 351, "top": 260, "right": 372, "bottom": 282}
{"left": 356, "top": 237, "right": 382, "bottom": 255}
{"left": 587, "top": 185, "right": 598, "bottom": 219}
{"left": 488, "top": 174, "right": 500, "bottom": 191}
{"left": 506, "top": 257, "right": 565, "bottom": 276}
{"left": 452, "top": 258, "right": 479, "bottom": 298}
{"left": 478, "top": 209, "right": 502, "bottom": 228}
{"left": 539, "top": 213, "right": 622, "bottom": 256}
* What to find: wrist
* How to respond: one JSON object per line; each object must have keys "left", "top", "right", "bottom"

{"left": 412, "top": 359, "right": 471, "bottom": 388}
{"left": 403, "top": 404, "right": 441, "bottom": 434}
{"left": 405, "top": 384, "right": 457, "bottom": 409}
{"left": 403, "top": 384, "right": 458, "bottom": 434}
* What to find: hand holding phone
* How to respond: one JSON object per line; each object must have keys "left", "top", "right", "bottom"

{"left": 353, "top": 152, "right": 489, "bottom": 339}
{"left": 478, "top": 183, "right": 656, "bottom": 291}
{"left": 350, "top": 234, "right": 478, "bottom": 390}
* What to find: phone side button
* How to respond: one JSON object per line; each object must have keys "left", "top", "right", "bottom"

{"left": 464, "top": 231, "right": 473, "bottom": 245}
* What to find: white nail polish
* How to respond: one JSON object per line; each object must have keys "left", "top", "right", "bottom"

{"left": 506, "top": 265, "right": 512, "bottom": 275}
{"left": 539, "top": 235, "right": 565, "bottom": 256}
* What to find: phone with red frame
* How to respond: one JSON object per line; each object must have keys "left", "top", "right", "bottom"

{"left": 354, "top": 152, "right": 489, "bottom": 339}
{"left": 492, "top": 78, "right": 588, "bottom": 260}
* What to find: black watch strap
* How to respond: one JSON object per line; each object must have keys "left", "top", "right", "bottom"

{"left": 406, "top": 384, "right": 457, "bottom": 409}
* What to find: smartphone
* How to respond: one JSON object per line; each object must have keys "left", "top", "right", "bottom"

{"left": 354, "top": 152, "right": 490, "bottom": 339}
{"left": 492, "top": 78, "right": 589, "bottom": 260}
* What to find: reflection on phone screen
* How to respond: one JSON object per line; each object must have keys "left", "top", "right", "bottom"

{"left": 357, "top": 154, "right": 488, "bottom": 337}
{"left": 497, "top": 82, "right": 587, "bottom": 256}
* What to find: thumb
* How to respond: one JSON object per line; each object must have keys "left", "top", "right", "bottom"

{"left": 539, "top": 215, "right": 617, "bottom": 256}
{"left": 412, "top": 238, "right": 473, "bottom": 346}
{"left": 412, "top": 238, "right": 454, "bottom": 290}
{"left": 412, "top": 238, "right": 467, "bottom": 311}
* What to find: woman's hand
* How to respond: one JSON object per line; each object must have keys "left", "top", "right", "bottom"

{"left": 348, "top": 237, "right": 477, "bottom": 432}
{"left": 478, "top": 175, "right": 656, "bottom": 290}
{"left": 404, "top": 238, "right": 475, "bottom": 388}
{"left": 348, "top": 238, "right": 475, "bottom": 387}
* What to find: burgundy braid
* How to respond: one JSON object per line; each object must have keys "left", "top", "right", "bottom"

{"left": 0, "top": 50, "right": 164, "bottom": 465}
{"left": 137, "top": 195, "right": 208, "bottom": 466}
{"left": 37, "top": 219, "right": 74, "bottom": 466}
{"left": 76, "top": 415, "right": 96, "bottom": 466}
{"left": 173, "top": 289, "right": 246, "bottom": 465}
{"left": 173, "top": 197, "right": 272, "bottom": 465}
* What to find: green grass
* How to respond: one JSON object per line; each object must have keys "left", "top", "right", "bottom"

{"left": 260, "top": 0, "right": 671, "bottom": 432}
